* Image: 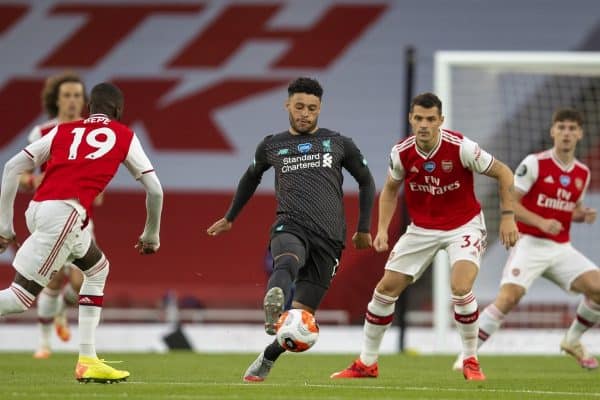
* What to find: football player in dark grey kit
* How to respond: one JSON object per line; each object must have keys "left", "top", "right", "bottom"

{"left": 207, "top": 77, "right": 376, "bottom": 382}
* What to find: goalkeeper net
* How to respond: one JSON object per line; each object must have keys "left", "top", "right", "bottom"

{"left": 431, "top": 52, "right": 600, "bottom": 350}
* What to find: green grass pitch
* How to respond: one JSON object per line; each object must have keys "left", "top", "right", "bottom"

{"left": 1, "top": 352, "right": 599, "bottom": 399}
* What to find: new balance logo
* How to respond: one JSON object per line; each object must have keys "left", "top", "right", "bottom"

{"left": 323, "top": 153, "right": 333, "bottom": 168}
{"left": 544, "top": 175, "right": 555, "bottom": 184}
{"left": 277, "top": 148, "right": 289, "bottom": 156}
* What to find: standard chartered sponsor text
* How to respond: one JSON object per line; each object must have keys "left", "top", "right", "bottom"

{"left": 282, "top": 154, "right": 321, "bottom": 173}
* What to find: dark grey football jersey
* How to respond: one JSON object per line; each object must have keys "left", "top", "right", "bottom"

{"left": 226, "top": 128, "right": 374, "bottom": 245}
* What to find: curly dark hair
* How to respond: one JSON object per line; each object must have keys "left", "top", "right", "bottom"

{"left": 287, "top": 77, "right": 323, "bottom": 99}
{"left": 410, "top": 92, "right": 442, "bottom": 114}
{"left": 41, "top": 72, "right": 87, "bottom": 118}
{"left": 552, "top": 108, "right": 583, "bottom": 126}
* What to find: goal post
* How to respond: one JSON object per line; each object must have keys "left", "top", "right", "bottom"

{"left": 432, "top": 51, "right": 600, "bottom": 352}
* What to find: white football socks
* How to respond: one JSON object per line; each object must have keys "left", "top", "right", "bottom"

{"left": 565, "top": 298, "right": 600, "bottom": 344}
{"left": 476, "top": 303, "right": 505, "bottom": 348}
{"left": 78, "top": 256, "right": 109, "bottom": 359}
{"left": 452, "top": 291, "right": 479, "bottom": 359}
{"left": 360, "top": 290, "right": 398, "bottom": 366}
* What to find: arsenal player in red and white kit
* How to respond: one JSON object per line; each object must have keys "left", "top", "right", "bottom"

{"left": 23, "top": 73, "right": 89, "bottom": 359}
{"left": 462, "top": 108, "right": 600, "bottom": 370}
{"left": 0, "top": 82, "right": 163, "bottom": 383}
{"left": 332, "top": 92, "right": 518, "bottom": 381}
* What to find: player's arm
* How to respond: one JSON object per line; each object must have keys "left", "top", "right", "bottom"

{"left": 18, "top": 171, "right": 43, "bottom": 192}
{"left": 572, "top": 172, "right": 595, "bottom": 224}
{"left": 461, "top": 137, "right": 518, "bottom": 248}
{"left": 482, "top": 159, "right": 519, "bottom": 248}
{"left": 572, "top": 202, "right": 596, "bottom": 224}
{"left": 18, "top": 125, "right": 44, "bottom": 191}
{"left": 0, "top": 129, "right": 54, "bottom": 250}
{"left": 341, "top": 137, "right": 375, "bottom": 249}
{"left": 512, "top": 189, "right": 562, "bottom": 234}
{"left": 512, "top": 155, "right": 564, "bottom": 235}
{"left": 93, "top": 191, "right": 105, "bottom": 207}
{"left": 207, "top": 138, "right": 271, "bottom": 236}
{"left": 123, "top": 135, "right": 163, "bottom": 254}
{"left": 374, "top": 173, "right": 403, "bottom": 253}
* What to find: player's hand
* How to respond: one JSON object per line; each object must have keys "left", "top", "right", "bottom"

{"left": 0, "top": 234, "right": 16, "bottom": 254}
{"left": 539, "top": 218, "right": 564, "bottom": 236}
{"left": 373, "top": 232, "right": 389, "bottom": 253}
{"left": 207, "top": 218, "right": 232, "bottom": 236}
{"left": 135, "top": 238, "right": 159, "bottom": 254}
{"left": 582, "top": 207, "right": 597, "bottom": 224}
{"left": 499, "top": 214, "right": 519, "bottom": 249}
{"left": 352, "top": 232, "right": 372, "bottom": 250}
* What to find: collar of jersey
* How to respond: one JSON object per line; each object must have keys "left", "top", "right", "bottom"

{"left": 414, "top": 130, "right": 442, "bottom": 159}
{"left": 549, "top": 149, "right": 575, "bottom": 172}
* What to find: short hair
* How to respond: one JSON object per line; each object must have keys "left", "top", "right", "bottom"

{"left": 410, "top": 92, "right": 442, "bottom": 114}
{"left": 89, "top": 82, "right": 124, "bottom": 118}
{"left": 41, "top": 72, "right": 87, "bottom": 118}
{"left": 287, "top": 77, "right": 323, "bottom": 99}
{"left": 552, "top": 108, "right": 583, "bottom": 126}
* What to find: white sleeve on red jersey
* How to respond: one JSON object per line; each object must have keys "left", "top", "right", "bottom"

{"left": 459, "top": 136, "right": 494, "bottom": 174}
{"left": 23, "top": 126, "right": 57, "bottom": 167}
{"left": 388, "top": 145, "right": 405, "bottom": 181}
{"left": 27, "top": 125, "right": 42, "bottom": 144}
{"left": 514, "top": 154, "right": 538, "bottom": 194}
{"left": 123, "top": 134, "right": 155, "bottom": 180}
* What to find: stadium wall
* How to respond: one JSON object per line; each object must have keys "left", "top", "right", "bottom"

{"left": 1, "top": 324, "right": 599, "bottom": 355}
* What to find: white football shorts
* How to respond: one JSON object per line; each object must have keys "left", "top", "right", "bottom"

{"left": 500, "top": 234, "right": 597, "bottom": 292}
{"left": 385, "top": 212, "right": 487, "bottom": 281}
{"left": 13, "top": 200, "right": 91, "bottom": 286}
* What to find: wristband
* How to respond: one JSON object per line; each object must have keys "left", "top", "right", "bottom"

{"left": 501, "top": 210, "right": 514, "bottom": 216}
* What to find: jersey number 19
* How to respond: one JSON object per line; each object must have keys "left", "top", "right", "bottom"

{"left": 68, "top": 127, "right": 116, "bottom": 160}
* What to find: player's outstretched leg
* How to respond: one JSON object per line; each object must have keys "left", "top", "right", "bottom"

{"left": 263, "top": 287, "right": 284, "bottom": 335}
{"left": 243, "top": 352, "right": 275, "bottom": 382}
{"left": 243, "top": 339, "right": 286, "bottom": 382}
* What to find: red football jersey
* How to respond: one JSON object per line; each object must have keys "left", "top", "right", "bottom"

{"left": 390, "top": 129, "right": 494, "bottom": 230}
{"left": 515, "top": 150, "right": 590, "bottom": 243}
{"left": 25, "top": 114, "right": 146, "bottom": 218}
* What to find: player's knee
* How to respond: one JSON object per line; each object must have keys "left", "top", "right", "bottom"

{"left": 576, "top": 271, "right": 600, "bottom": 300}
{"left": 273, "top": 253, "right": 301, "bottom": 276}
{"left": 376, "top": 271, "right": 411, "bottom": 297}
{"left": 450, "top": 284, "right": 473, "bottom": 297}
{"left": 496, "top": 284, "right": 524, "bottom": 311}
{"left": 81, "top": 257, "right": 109, "bottom": 294}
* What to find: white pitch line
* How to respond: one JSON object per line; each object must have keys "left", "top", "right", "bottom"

{"left": 127, "top": 381, "right": 600, "bottom": 397}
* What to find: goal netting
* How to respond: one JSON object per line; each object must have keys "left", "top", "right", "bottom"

{"left": 431, "top": 51, "right": 600, "bottom": 352}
